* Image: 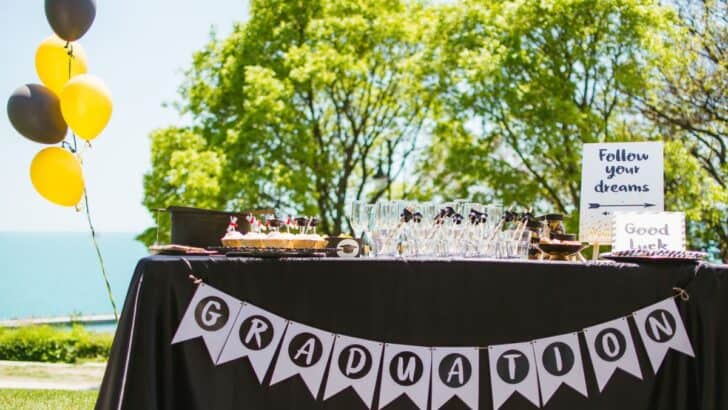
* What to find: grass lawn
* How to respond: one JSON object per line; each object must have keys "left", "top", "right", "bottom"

{"left": 0, "top": 389, "right": 97, "bottom": 410}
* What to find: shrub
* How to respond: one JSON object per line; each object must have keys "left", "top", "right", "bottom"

{"left": 0, "top": 325, "right": 112, "bottom": 363}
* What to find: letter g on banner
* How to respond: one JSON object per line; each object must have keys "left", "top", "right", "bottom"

{"left": 172, "top": 284, "right": 243, "bottom": 363}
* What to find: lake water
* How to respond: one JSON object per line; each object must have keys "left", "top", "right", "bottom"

{"left": 0, "top": 232, "right": 147, "bottom": 321}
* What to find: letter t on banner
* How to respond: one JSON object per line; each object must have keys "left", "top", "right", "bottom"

{"left": 532, "top": 333, "right": 588, "bottom": 405}
{"left": 633, "top": 297, "right": 694, "bottom": 373}
{"left": 171, "top": 283, "right": 243, "bottom": 363}
{"left": 488, "top": 342, "right": 541, "bottom": 409}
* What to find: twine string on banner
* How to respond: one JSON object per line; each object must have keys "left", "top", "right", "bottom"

{"left": 65, "top": 42, "right": 119, "bottom": 322}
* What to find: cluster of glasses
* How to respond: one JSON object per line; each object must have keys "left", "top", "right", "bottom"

{"left": 348, "top": 200, "right": 533, "bottom": 259}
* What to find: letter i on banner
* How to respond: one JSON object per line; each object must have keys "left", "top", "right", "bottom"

{"left": 378, "top": 344, "right": 431, "bottom": 410}
{"left": 488, "top": 342, "right": 541, "bottom": 409}
{"left": 431, "top": 347, "right": 479, "bottom": 410}
{"left": 323, "top": 335, "right": 383, "bottom": 409}
{"left": 584, "top": 317, "right": 642, "bottom": 392}
{"left": 217, "top": 302, "right": 289, "bottom": 383}
{"left": 171, "top": 283, "right": 243, "bottom": 363}
{"left": 533, "top": 333, "right": 588, "bottom": 405}
{"left": 633, "top": 297, "right": 694, "bottom": 374}
{"left": 270, "top": 321, "right": 336, "bottom": 399}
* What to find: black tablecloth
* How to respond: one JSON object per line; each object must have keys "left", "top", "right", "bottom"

{"left": 95, "top": 257, "right": 727, "bottom": 410}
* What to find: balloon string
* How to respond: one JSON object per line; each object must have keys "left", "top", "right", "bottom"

{"left": 84, "top": 188, "right": 119, "bottom": 322}
{"left": 65, "top": 44, "right": 119, "bottom": 322}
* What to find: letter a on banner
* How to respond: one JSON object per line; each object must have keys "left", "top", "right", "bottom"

{"left": 323, "top": 335, "right": 383, "bottom": 409}
{"left": 633, "top": 297, "right": 694, "bottom": 373}
{"left": 488, "top": 342, "right": 541, "bottom": 409}
{"left": 171, "top": 283, "right": 243, "bottom": 363}
{"left": 217, "top": 302, "right": 288, "bottom": 383}
{"left": 533, "top": 333, "right": 588, "bottom": 405}
{"left": 270, "top": 321, "right": 335, "bottom": 399}
{"left": 584, "top": 317, "right": 642, "bottom": 392}
{"left": 378, "top": 344, "right": 431, "bottom": 410}
{"left": 431, "top": 347, "right": 479, "bottom": 410}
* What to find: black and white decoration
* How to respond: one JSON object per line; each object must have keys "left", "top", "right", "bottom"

{"left": 532, "top": 332, "right": 588, "bottom": 405}
{"left": 584, "top": 317, "right": 643, "bottom": 392}
{"left": 488, "top": 342, "right": 540, "bottom": 409}
{"left": 633, "top": 297, "right": 694, "bottom": 373}
{"left": 172, "top": 284, "right": 695, "bottom": 409}
{"left": 379, "top": 343, "right": 431, "bottom": 409}
{"left": 171, "top": 284, "right": 243, "bottom": 363}
{"left": 432, "top": 347, "right": 479, "bottom": 409}
{"left": 217, "top": 302, "right": 288, "bottom": 383}
{"left": 270, "top": 321, "right": 336, "bottom": 398}
{"left": 323, "top": 335, "right": 383, "bottom": 409}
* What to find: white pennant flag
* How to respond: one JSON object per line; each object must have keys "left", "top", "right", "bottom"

{"left": 533, "top": 333, "right": 588, "bottom": 405}
{"left": 171, "top": 283, "right": 243, "bottom": 363}
{"left": 488, "top": 341, "right": 540, "bottom": 409}
{"left": 323, "top": 335, "right": 383, "bottom": 409}
{"left": 584, "top": 317, "right": 642, "bottom": 392}
{"left": 378, "top": 344, "right": 431, "bottom": 410}
{"left": 217, "top": 302, "right": 288, "bottom": 383}
{"left": 431, "top": 347, "right": 479, "bottom": 410}
{"left": 633, "top": 297, "right": 694, "bottom": 373}
{"left": 270, "top": 321, "right": 335, "bottom": 399}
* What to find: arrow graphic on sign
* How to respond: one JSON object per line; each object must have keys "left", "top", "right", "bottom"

{"left": 588, "top": 203, "right": 655, "bottom": 209}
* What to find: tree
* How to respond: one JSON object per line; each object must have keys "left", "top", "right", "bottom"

{"left": 638, "top": 0, "right": 727, "bottom": 259}
{"left": 422, "top": 0, "right": 674, "bottom": 221}
{"left": 140, "top": 0, "right": 440, "bottom": 243}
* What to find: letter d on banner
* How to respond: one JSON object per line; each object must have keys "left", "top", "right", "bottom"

{"left": 323, "top": 335, "right": 383, "bottom": 409}
{"left": 171, "top": 283, "right": 243, "bottom": 363}
{"left": 633, "top": 297, "right": 694, "bottom": 373}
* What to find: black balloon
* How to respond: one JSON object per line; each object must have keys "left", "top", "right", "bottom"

{"left": 7, "top": 84, "right": 68, "bottom": 145}
{"left": 45, "top": 0, "right": 97, "bottom": 41}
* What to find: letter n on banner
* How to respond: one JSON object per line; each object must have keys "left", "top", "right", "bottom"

{"left": 584, "top": 317, "right": 642, "bottom": 392}
{"left": 323, "top": 335, "right": 383, "bottom": 409}
{"left": 488, "top": 342, "right": 540, "bottom": 409}
{"left": 217, "top": 302, "right": 288, "bottom": 383}
{"left": 378, "top": 344, "right": 431, "bottom": 410}
{"left": 633, "top": 297, "right": 694, "bottom": 373}
{"left": 431, "top": 347, "right": 479, "bottom": 410}
{"left": 270, "top": 321, "right": 335, "bottom": 399}
{"left": 533, "top": 333, "right": 588, "bottom": 405}
{"left": 171, "top": 283, "right": 243, "bottom": 363}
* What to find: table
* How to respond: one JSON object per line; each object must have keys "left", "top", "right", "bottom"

{"left": 95, "top": 256, "right": 728, "bottom": 410}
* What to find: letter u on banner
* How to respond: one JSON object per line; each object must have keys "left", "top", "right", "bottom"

{"left": 323, "top": 335, "right": 383, "bottom": 409}
{"left": 488, "top": 341, "right": 540, "bottom": 409}
{"left": 584, "top": 317, "right": 642, "bottom": 392}
{"left": 378, "top": 343, "right": 431, "bottom": 410}
{"left": 633, "top": 297, "right": 694, "bottom": 373}
{"left": 217, "top": 302, "right": 289, "bottom": 383}
{"left": 270, "top": 321, "right": 335, "bottom": 399}
{"left": 171, "top": 283, "right": 243, "bottom": 363}
{"left": 431, "top": 347, "right": 479, "bottom": 410}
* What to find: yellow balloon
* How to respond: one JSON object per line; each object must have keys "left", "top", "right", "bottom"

{"left": 30, "top": 147, "right": 84, "bottom": 207}
{"left": 60, "top": 74, "right": 113, "bottom": 141}
{"left": 35, "top": 35, "right": 88, "bottom": 96}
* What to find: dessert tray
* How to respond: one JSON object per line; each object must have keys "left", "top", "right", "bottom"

{"left": 209, "top": 246, "right": 329, "bottom": 258}
{"left": 600, "top": 249, "right": 707, "bottom": 263}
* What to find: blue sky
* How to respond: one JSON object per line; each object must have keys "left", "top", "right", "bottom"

{"left": 1, "top": 0, "right": 249, "bottom": 232}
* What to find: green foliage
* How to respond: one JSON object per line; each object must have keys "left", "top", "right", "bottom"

{"left": 0, "top": 389, "right": 97, "bottom": 410}
{"left": 0, "top": 325, "right": 112, "bottom": 363}
{"left": 141, "top": 0, "right": 727, "bottom": 259}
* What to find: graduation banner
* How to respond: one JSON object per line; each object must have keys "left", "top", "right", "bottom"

{"left": 170, "top": 281, "right": 696, "bottom": 410}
